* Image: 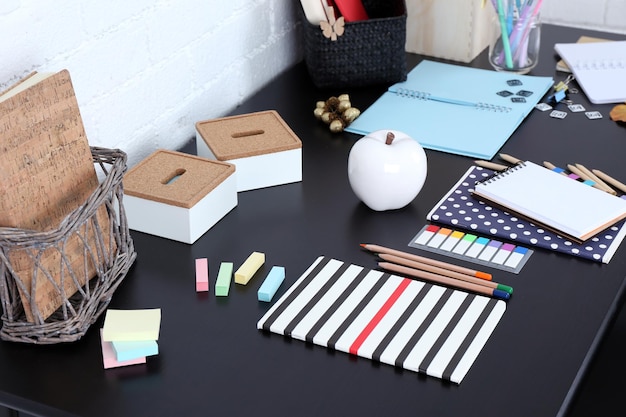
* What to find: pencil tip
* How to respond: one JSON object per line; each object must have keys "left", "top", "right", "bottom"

{"left": 475, "top": 271, "right": 492, "bottom": 280}
{"left": 493, "top": 289, "right": 511, "bottom": 300}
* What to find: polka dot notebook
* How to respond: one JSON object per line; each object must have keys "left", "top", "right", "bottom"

{"left": 426, "top": 165, "right": 626, "bottom": 264}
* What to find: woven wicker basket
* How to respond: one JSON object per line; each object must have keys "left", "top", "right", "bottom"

{"left": 0, "top": 147, "right": 137, "bottom": 344}
{"left": 299, "top": 0, "right": 408, "bottom": 89}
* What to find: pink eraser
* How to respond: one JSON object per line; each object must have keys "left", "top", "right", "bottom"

{"left": 196, "top": 258, "right": 209, "bottom": 292}
{"left": 100, "top": 329, "right": 146, "bottom": 369}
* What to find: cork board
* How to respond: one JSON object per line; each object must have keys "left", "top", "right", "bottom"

{"left": 195, "top": 110, "right": 302, "bottom": 161}
{"left": 0, "top": 69, "right": 109, "bottom": 322}
{"left": 0, "top": 70, "right": 98, "bottom": 230}
{"left": 124, "top": 150, "right": 236, "bottom": 209}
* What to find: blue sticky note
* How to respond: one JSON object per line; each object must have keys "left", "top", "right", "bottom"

{"left": 257, "top": 266, "right": 285, "bottom": 302}
{"left": 112, "top": 339, "right": 159, "bottom": 361}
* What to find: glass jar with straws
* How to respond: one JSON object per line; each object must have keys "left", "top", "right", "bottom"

{"left": 487, "top": 0, "right": 543, "bottom": 74}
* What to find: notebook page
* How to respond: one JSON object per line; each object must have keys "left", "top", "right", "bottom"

{"left": 473, "top": 161, "right": 626, "bottom": 241}
{"left": 555, "top": 41, "right": 626, "bottom": 104}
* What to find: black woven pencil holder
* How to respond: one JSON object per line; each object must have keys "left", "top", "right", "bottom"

{"left": 299, "top": 0, "right": 408, "bottom": 89}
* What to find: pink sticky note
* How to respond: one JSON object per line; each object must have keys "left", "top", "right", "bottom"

{"left": 100, "top": 329, "right": 146, "bottom": 369}
{"left": 196, "top": 258, "right": 209, "bottom": 292}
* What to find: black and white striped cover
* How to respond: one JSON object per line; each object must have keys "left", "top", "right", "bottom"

{"left": 257, "top": 256, "right": 506, "bottom": 384}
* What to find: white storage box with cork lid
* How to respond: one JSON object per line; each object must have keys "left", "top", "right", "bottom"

{"left": 195, "top": 110, "right": 302, "bottom": 192}
{"left": 123, "top": 150, "right": 237, "bottom": 244}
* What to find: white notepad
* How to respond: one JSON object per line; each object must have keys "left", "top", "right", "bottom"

{"left": 472, "top": 161, "right": 626, "bottom": 242}
{"left": 554, "top": 41, "right": 626, "bottom": 104}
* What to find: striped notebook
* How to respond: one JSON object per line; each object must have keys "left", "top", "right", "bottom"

{"left": 257, "top": 256, "right": 506, "bottom": 384}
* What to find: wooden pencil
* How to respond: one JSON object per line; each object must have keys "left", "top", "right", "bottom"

{"left": 378, "top": 262, "right": 510, "bottom": 300}
{"left": 474, "top": 160, "right": 508, "bottom": 171}
{"left": 592, "top": 169, "right": 626, "bottom": 194}
{"left": 575, "top": 163, "right": 616, "bottom": 195}
{"left": 360, "top": 243, "right": 492, "bottom": 280}
{"left": 378, "top": 253, "right": 512, "bottom": 295}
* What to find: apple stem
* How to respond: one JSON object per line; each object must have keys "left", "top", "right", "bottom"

{"left": 385, "top": 132, "right": 395, "bottom": 145}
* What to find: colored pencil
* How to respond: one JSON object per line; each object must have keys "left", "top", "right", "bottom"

{"left": 567, "top": 164, "right": 614, "bottom": 194}
{"left": 543, "top": 161, "right": 567, "bottom": 176}
{"left": 592, "top": 169, "right": 626, "bottom": 194}
{"left": 474, "top": 160, "right": 508, "bottom": 171}
{"left": 360, "top": 243, "right": 492, "bottom": 280}
{"left": 498, "top": 153, "right": 522, "bottom": 165}
{"left": 575, "top": 163, "right": 616, "bottom": 195}
{"left": 378, "top": 253, "right": 513, "bottom": 295}
{"left": 378, "top": 262, "right": 510, "bottom": 301}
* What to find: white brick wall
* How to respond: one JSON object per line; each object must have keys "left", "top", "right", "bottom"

{"left": 542, "top": 0, "right": 626, "bottom": 34}
{"left": 0, "top": 0, "right": 624, "bottom": 167}
{"left": 0, "top": 0, "right": 301, "bottom": 166}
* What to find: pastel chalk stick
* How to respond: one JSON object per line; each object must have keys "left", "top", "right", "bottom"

{"left": 195, "top": 258, "right": 209, "bottom": 292}
{"left": 215, "top": 262, "right": 233, "bottom": 296}
{"left": 112, "top": 339, "right": 159, "bottom": 362}
{"left": 234, "top": 252, "right": 265, "bottom": 285}
{"left": 257, "top": 266, "right": 285, "bottom": 302}
{"left": 100, "top": 329, "right": 146, "bottom": 369}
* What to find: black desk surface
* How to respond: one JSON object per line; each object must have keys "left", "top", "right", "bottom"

{"left": 1, "top": 24, "right": 626, "bottom": 417}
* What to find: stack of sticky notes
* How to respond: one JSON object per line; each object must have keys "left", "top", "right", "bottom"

{"left": 100, "top": 308, "right": 162, "bottom": 369}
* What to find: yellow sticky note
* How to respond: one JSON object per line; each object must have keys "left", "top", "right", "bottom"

{"left": 102, "top": 309, "right": 162, "bottom": 342}
{"left": 234, "top": 252, "right": 265, "bottom": 285}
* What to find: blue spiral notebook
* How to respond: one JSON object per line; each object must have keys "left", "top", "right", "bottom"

{"left": 345, "top": 60, "right": 553, "bottom": 159}
{"left": 426, "top": 165, "right": 626, "bottom": 263}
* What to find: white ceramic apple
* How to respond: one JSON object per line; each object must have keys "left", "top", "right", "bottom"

{"left": 348, "top": 129, "right": 427, "bottom": 211}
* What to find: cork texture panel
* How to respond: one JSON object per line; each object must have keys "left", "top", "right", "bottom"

{"left": 124, "top": 150, "right": 236, "bottom": 209}
{"left": 195, "top": 110, "right": 302, "bottom": 160}
{"left": 0, "top": 69, "right": 112, "bottom": 323}
{"left": 0, "top": 70, "right": 99, "bottom": 231}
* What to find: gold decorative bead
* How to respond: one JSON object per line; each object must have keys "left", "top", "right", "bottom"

{"left": 329, "top": 119, "right": 345, "bottom": 132}
{"left": 313, "top": 107, "right": 324, "bottom": 119}
{"left": 343, "top": 107, "right": 361, "bottom": 123}
{"left": 338, "top": 100, "right": 351, "bottom": 112}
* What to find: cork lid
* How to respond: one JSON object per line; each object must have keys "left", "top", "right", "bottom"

{"left": 195, "top": 110, "right": 302, "bottom": 161}
{"left": 124, "top": 150, "right": 235, "bottom": 209}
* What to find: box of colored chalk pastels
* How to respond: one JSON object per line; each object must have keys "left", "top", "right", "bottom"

{"left": 195, "top": 110, "right": 302, "bottom": 192}
{"left": 123, "top": 149, "right": 237, "bottom": 244}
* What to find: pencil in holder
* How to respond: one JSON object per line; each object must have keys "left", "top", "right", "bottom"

{"left": 298, "top": 0, "right": 408, "bottom": 89}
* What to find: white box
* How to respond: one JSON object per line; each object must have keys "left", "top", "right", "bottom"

{"left": 123, "top": 150, "right": 237, "bottom": 244}
{"left": 405, "top": 0, "right": 496, "bottom": 63}
{"left": 195, "top": 110, "right": 302, "bottom": 192}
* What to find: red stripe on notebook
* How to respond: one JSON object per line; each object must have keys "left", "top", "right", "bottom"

{"left": 349, "top": 278, "right": 411, "bottom": 355}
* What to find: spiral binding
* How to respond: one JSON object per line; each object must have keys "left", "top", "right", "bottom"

{"left": 574, "top": 59, "right": 626, "bottom": 71}
{"left": 475, "top": 102, "right": 512, "bottom": 113}
{"left": 476, "top": 161, "right": 527, "bottom": 185}
{"left": 396, "top": 88, "right": 512, "bottom": 112}
{"left": 395, "top": 88, "right": 431, "bottom": 100}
